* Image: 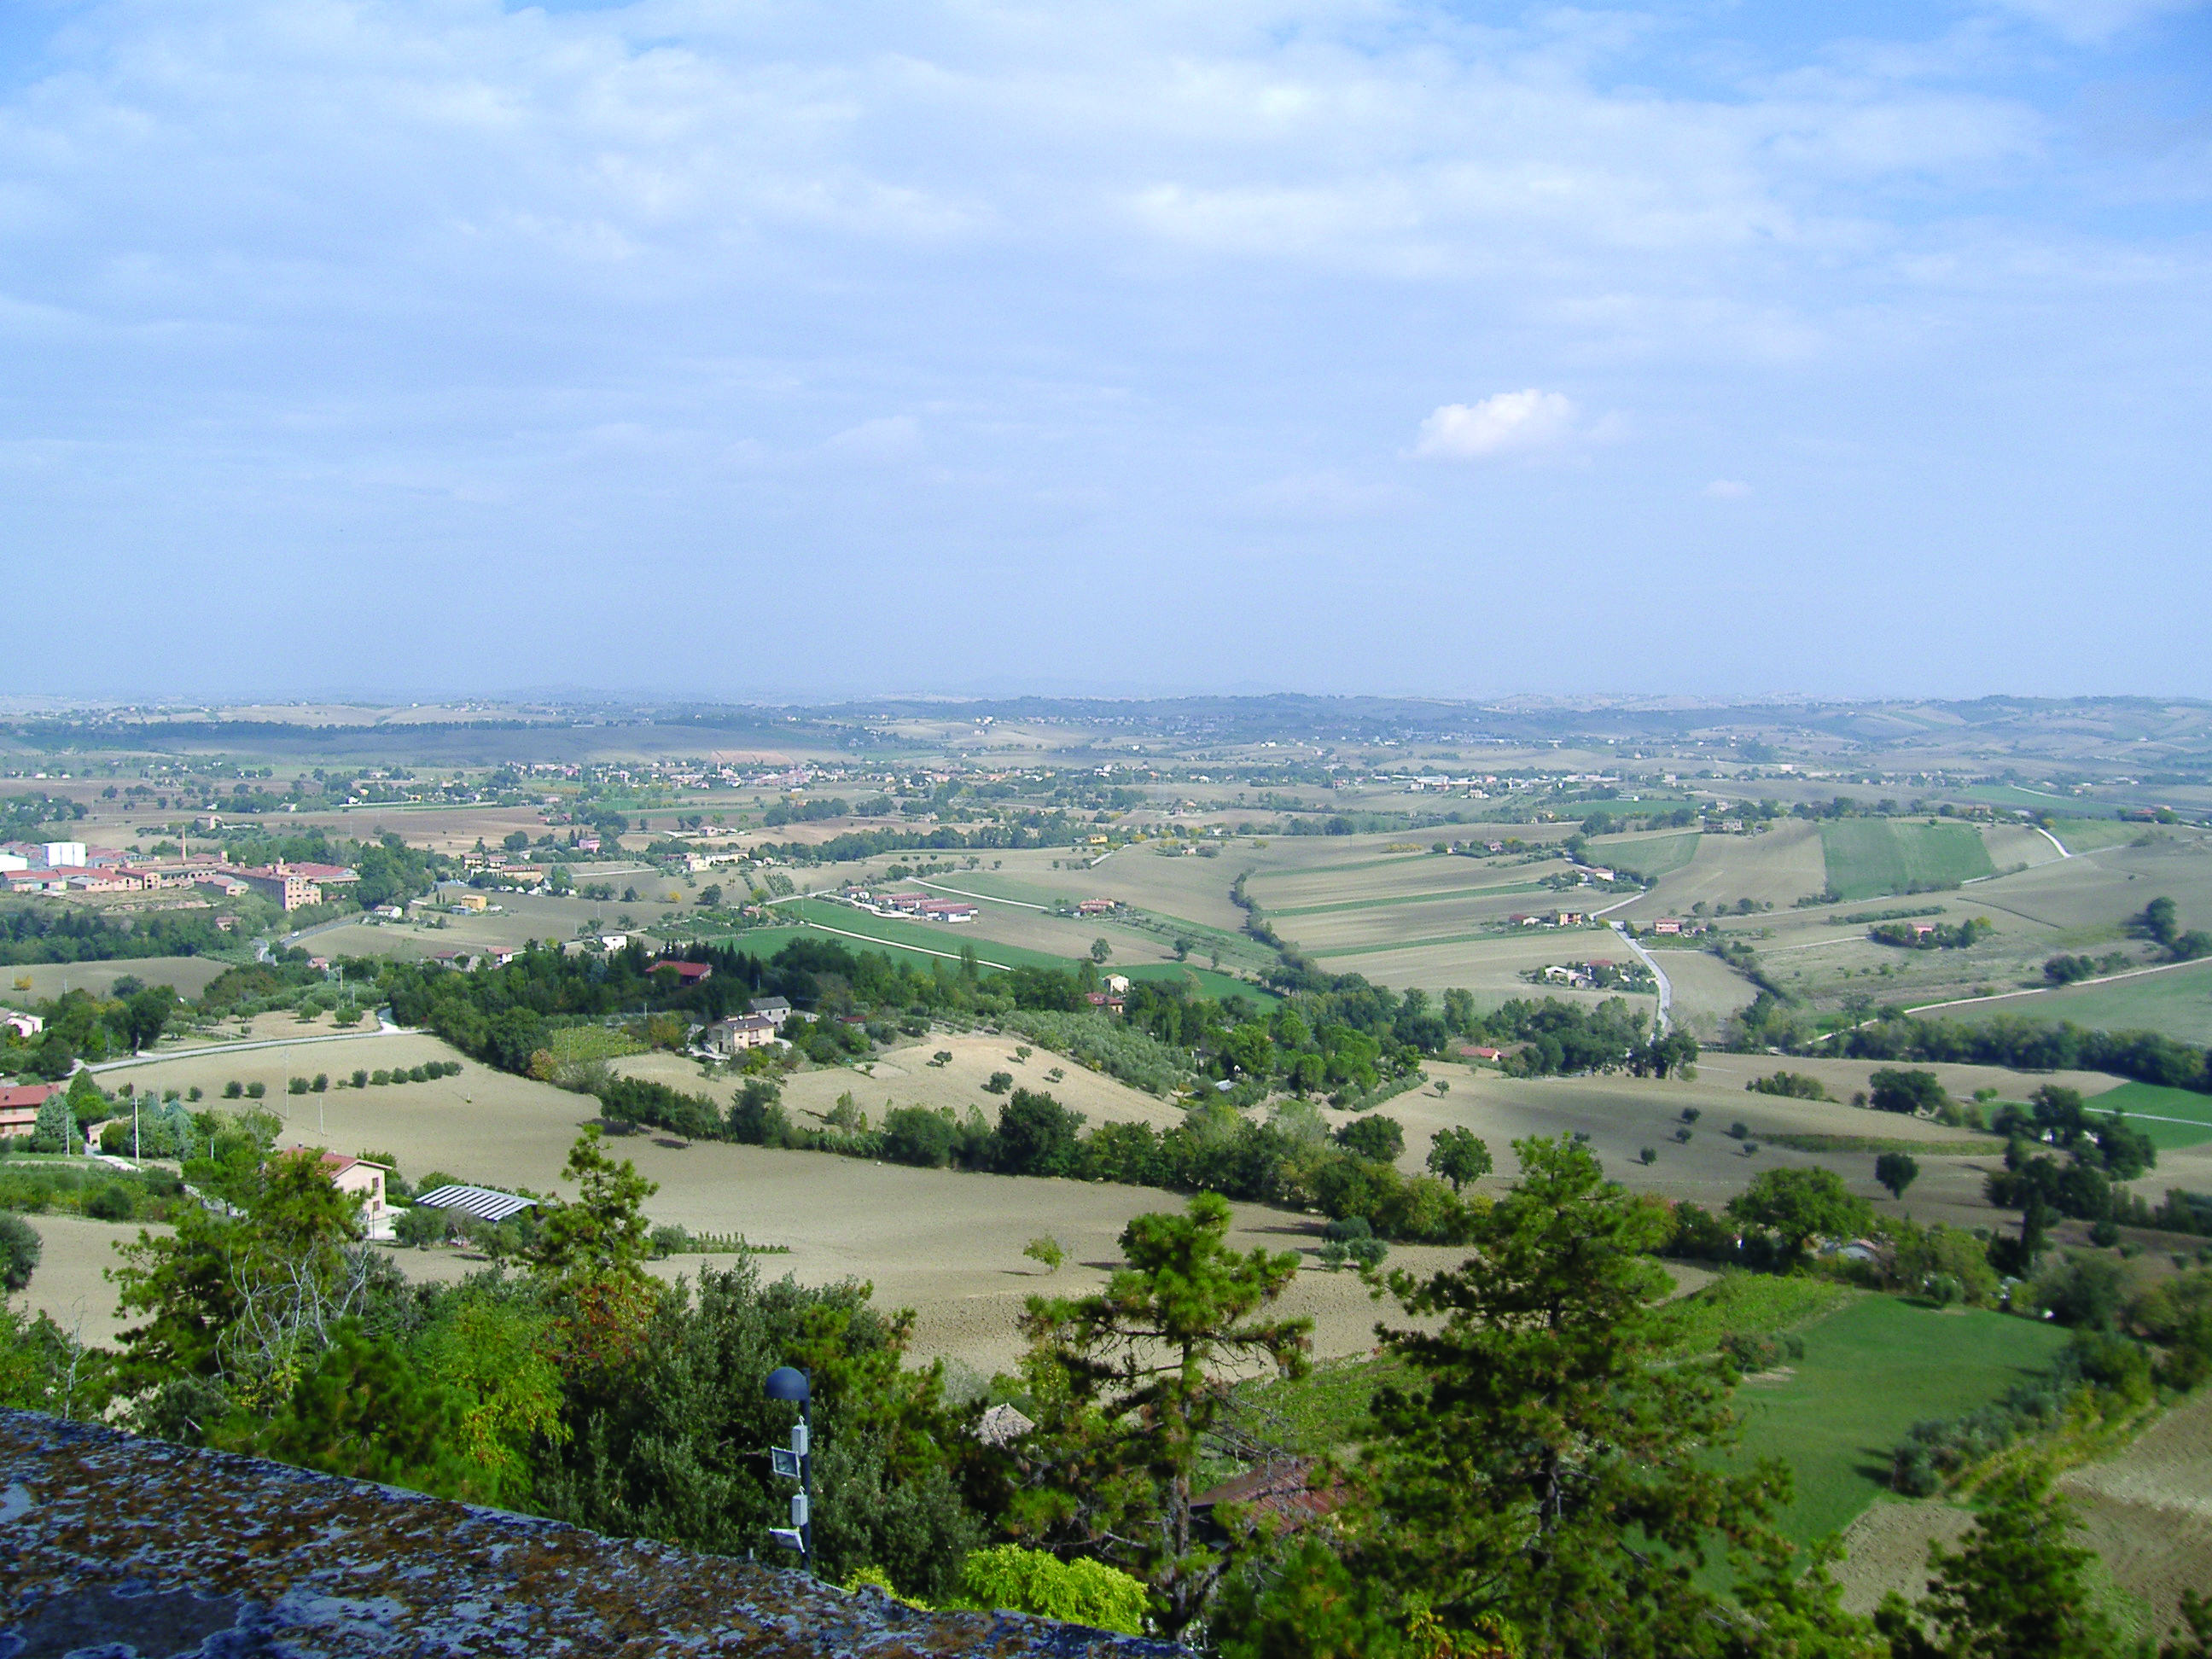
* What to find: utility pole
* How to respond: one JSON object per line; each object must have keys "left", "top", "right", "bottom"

{"left": 762, "top": 1366, "right": 813, "bottom": 1574}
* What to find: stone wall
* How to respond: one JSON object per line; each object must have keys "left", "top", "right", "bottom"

{"left": 1, "top": 1409, "right": 1181, "bottom": 1656}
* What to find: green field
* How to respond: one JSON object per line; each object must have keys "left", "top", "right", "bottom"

{"left": 2080, "top": 1079, "right": 2212, "bottom": 1150}
{"left": 1819, "top": 821, "right": 1996, "bottom": 903}
{"left": 1592, "top": 830, "right": 1703, "bottom": 882}
{"left": 1724, "top": 1295, "right": 2071, "bottom": 1549}
{"left": 1268, "top": 879, "right": 1548, "bottom": 918}
{"left": 1118, "top": 963, "right": 1280, "bottom": 1007}
{"left": 1951, "top": 959, "right": 2212, "bottom": 1050}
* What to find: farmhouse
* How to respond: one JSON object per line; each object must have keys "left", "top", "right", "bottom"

{"left": 748, "top": 995, "right": 800, "bottom": 1022}
{"left": 701, "top": 1013, "right": 780, "bottom": 1056}
{"left": 1653, "top": 918, "right": 1683, "bottom": 934}
{"left": 1458, "top": 1045, "right": 1507, "bottom": 1062}
{"left": 0, "top": 1082, "right": 61, "bottom": 1139}
{"left": 1077, "top": 898, "right": 1116, "bottom": 916}
{"left": 283, "top": 1150, "right": 391, "bottom": 1231}
{"left": 654, "top": 960, "right": 713, "bottom": 984}
{"left": 2, "top": 1010, "right": 44, "bottom": 1038}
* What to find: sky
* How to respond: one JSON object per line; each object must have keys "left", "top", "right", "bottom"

{"left": 1, "top": 0, "right": 2208, "bottom": 703}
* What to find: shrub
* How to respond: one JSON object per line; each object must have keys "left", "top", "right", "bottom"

{"left": 311, "top": 1074, "right": 329, "bottom": 1093}
{"left": 957, "top": 1545, "right": 1147, "bottom": 1635}
{"left": 245, "top": 1082, "right": 266, "bottom": 1100}
{"left": 351, "top": 1070, "right": 368, "bottom": 1089}
{"left": 982, "top": 1071, "right": 1014, "bottom": 1096}
{"left": 371, "top": 1070, "right": 391, "bottom": 1086}
{"left": 1727, "top": 1121, "right": 1749, "bottom": 1140}
{"left": 1023, "top": 1236, "right": 1065, "bottom": 1274}
{"left": 0, "top": 1213, "right": 39, "bottom": 1292}
{"left": 224, "top": 1081, "right": 243, "bottom": 1100}
{"left": 84, "top": 1185, "right": 135, "bottom": 1221}
{"left": 288, "top": 1077, "right": 309, "bottom": 1096}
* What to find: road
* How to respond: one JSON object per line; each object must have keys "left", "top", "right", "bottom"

{"left": 85, "top": 1018, "right": 408, "bottom": 1075}
{"left": 1610, "top": 921, "right": 1674, "bottom": 1033}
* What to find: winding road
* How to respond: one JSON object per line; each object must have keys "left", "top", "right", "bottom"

{"left": 1610, "top": 921, "right": 1674, "bottom": 1033}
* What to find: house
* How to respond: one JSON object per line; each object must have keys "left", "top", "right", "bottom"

{"left": 481, "top": 946, "right": 519, "bottom": 968}
{"left": 701, "top": 1013, "right": 780, "bottom": 1056}
{"left": 748, "top": 996, "right": 797, "bottom": 1022}
{"left": 286, "top": 863, "right": 359, "bottom": 888}
{"left": 1458, "top": 1045, "right": 1506, "bottom": 1062}
{"left": 1190, "top": 1458, "right": 1345, "bottom": 1543}
{"left": 1076, "top": 899, "right": 1116, "bottom": 916}
{"left": 283, "top": 1149, "right": 391, "bottom": 1229}
{"left": 1084, "top": 992, "right": 1126, "bottom": 1014}
{"left": 2, "top": 1010, "right": 44, "bottom": 1039}
{"left": 0, "top": 1082, "right": 61, "bottom": 1140}
{"left": 448, "top": 892, "right": 489, "bottom": 914}
{"left": 1104, "top": 975, "right": 1131, "bottom": 996}
{"left": 1653, "top": 918, "right": 1683, "bottom": 935}
{"left": 655, "top": 961, "right": 713, "bottom": 985}
{"left": 916, "top": 899, "right": 977, "bottom": 923}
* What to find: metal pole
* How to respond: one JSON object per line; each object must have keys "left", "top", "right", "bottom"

{"left": 801, "top": 1387, "right": 813, "bottom": 1575}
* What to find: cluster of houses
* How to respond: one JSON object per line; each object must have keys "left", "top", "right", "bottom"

{"left": 1504, "top": 910, "right": 1592, "bottom": 928}
{"left": 842, "top": 889, "right": 980, "bottom": 923}
{"left": 0, "top": 842, "right": 358, "bottom": 912}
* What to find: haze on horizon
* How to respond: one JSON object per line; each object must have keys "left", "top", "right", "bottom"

{"left": 2, "top": 0, "right": 2207, "bottom": 703}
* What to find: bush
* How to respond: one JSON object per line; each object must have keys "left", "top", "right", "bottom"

{"left": 981, "top": 1071, "right": 1014, "bottom": 1096}
{"left": 957, "top": 1545, "right": 1147, "bottom": 1635}
{"left": 245, "top": 1081, "right": 266, "bottom": 1100}
{"left": 351, "top": 1070, "right": 368, "bottom": 1089}
{"left": 84, "top": 1185, "right": 134, "bottom": 1222}
{"left": 0, "top": 1213, "right": 39, "bottom": 1292}
{"left": 288, "top": 1077, "right": 309, "bottom": 1095}
{"left": 224, "top": 1081, "right": 243, "bottom": 1099}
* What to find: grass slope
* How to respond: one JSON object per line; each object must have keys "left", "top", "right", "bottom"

{"left": 1820, "top": 822, "right": 1996, "bottom": 904}
{"left": 1725, "top": 1295, "right": 2071, "bottom": 1550}
{"left": 1952, "top": 958, "right": 2212, "bottom": 1050}
{"left": 1592, "top": 830, "right": 1703, "bottom": 882}
{"left": 1117, "top": 963, "right": 1281, "bottom": 1007}
{"left": 2080, "top": 1080, "right": 2212, "bottom": 1150}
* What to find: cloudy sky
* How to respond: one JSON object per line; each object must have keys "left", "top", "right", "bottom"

{"left": 3, "top": 0, "right": 2207, "bottom": 701}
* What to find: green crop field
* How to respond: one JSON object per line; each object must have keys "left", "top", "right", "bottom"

{"left": 1118, "top": 963, "right": 1280, "bottom": 1007}
{"left": 1592, "top": 830, "right": 1702, "bottom": 882}
{"left": 1267, "top": 879, "right": 1548, "bottom": 918}
{"left": 2080, "top": 1079, "right": 2212, "bottom": 1150}
{"left": 1724, "top": 1295, "right": 2072, "bottom": 1550}
{"left": 1950, "top": 960, "right": 2212, "bottom": 1050}
{"left": 1819, "top": 821, "right": 1996, "bottom": 903}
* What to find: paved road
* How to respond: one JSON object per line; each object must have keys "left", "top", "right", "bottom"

{"left": 85, "top": 1019, "right": 407, "bottom": 1074}
{"left": 1610, "top": 921, "right": 1674, "bottom": 1033}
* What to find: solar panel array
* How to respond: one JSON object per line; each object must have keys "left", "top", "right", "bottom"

{"left": 411, "top": 1184, "right": 538, "bottom": 1222}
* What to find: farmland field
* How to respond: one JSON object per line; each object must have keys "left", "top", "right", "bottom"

{"left": 1620, "top": 821, "right": 1831, "bottom": 918}
{"left": 1724, "top": 1295, "right": 2072, "bottom": 1550}
{"left": 1819, "top": 821, "right": 1995, "bottom": 903}
{"left": 2075, "top": 1079, "right": 2212, "bottom": 1150}
{"left": 1945, "top": 957, "right": 2212, "bottom": 1049}
{"left": 1590, "top": 830, "right": 1701, "bottom": 881}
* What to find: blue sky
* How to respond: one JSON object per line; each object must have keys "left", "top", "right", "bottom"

{"left": 2, "top": 0, "right": 2206, "bottom": 701}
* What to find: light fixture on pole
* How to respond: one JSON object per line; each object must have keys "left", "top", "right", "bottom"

{"left": 762, "top": 1365, "right": 812, "bottom": 1573}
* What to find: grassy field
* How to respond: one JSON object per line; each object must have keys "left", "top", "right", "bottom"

{"left": 1947, "top": 958, "right": 2212, "bottom": 1048}
{"left": 1726, "top": 1295, "right": 2073, "bottom": 1550}
{"left": 779, "top": 900, "right": 1076, "bottom": 971}
{"left": 1118, "top": 963, "right": 1279, "bottom": 1006}
{"left": 1592, "top": 830, "right": 1703, "bottom": 882}
{"left": 2078, "top": 1080, "right": 2212, "bottom": 1149}
{"left": 1266, "top": 878, "right": 1549, "bottom": 917}
{"left": 1820, "top": 822, "right": 1996, "bottom": 904}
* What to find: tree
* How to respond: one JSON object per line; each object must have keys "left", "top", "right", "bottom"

{"left": 0, "top": 1214, "right": 39, "bottom": 1292}
{"left": 123, "top": 985, "right": 178, "bottom": 1054}
{"left": 2141, "top": 895, "right": 2180, "bottom": 949}
{"left": 1876, "top": 1464, "right": 2122, "bottom": 1659}
{"left": 1090, "top": 937, "right": 1113, "bottom": 963}
{"left": 1870, "top": 1068, "right": 1949, "bottom": 1115}
{"left": 994, "top": 1088, "right": 1087, "bottom": 1177}
{"left": 1321, "top": 1136, "right": 1855, "bottom": 1656}
{"left": 1728, "top": 1166, "right": 1874, "bottom": 1256}
{"left": 1424, "top": 1127, "right": 1493, "bottom": 1193}
{"left": 1875, "top": 1151, "right": 1920, "bottom": 1201}
{"left": 1014, "top": 1192, "right": 1310, "bottom": 1637}
{"left": 526, "top": 1127, "right": 657, "bottom": 1289}
{"left": 1335, "top": 1115, "right": 1405, "bottom": 1163}
{"left": 30, "top": 1089, "right": 73, "bottom": 1153}
{"left": 1023, "top": 1235, "right": 1066, "bottom": 1274}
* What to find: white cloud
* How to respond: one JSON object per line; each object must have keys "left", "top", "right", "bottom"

{"left": 1412, "top": 390, "right": 1580, "bottom": 461}
{"left": 1704, "top": 478, "right": 1753, "bottom": 499}
{"left": 1982, "top": 0, "right": 2205, "bottom": 45}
